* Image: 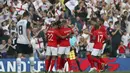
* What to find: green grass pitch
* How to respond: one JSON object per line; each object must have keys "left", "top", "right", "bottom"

{"left": 1, "top": 72, "right": 130, "bottom": 73}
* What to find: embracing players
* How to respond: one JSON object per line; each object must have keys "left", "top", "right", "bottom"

{"left": 45, "top": 21, "right": 71, "bottom": 72}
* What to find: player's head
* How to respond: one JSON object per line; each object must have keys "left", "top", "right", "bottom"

{"left": 61, "top": 19, "right": 68, "bottom": 27}
{"left": 94, "top": 24, "right": 100, "bottom": 30}
{"left": 22, "top": 10, "right": 29, "bottom": 18}
{"left": 98, "top": 18, "right": 104, "bottom": 25}
{"left": 52, "top": 20, "right": 60, "bottom": 28}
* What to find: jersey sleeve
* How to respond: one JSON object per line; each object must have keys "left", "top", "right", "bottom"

{"left": 103, "top": 32, "right": 107, "bottom": 40}
{"left": 92, "top": 31, "right": 97, "bottom": 41}
{"left": 27, "top": 21, "right": 31, "bottom": 29}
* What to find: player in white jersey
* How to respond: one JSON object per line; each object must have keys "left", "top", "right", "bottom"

{"left": 16, "top": 11, "right": 34, "bottom": 73}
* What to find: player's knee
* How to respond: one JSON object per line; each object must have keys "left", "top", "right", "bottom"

{"left": 29, "top": 57, "right": 34, "bottom": 61}
{"left": 29, "top": 57, "right": 34, "bottom": 65}
{"left": 17, "top": 53, "right": 22, "bottom": 58}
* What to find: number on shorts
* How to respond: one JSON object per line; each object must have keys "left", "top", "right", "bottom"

{"left": 47, "top": 33, "right": 53, "bottom": 41}
{"left": 98, "top": 35, "right": 103, "bottom": 42}
{"left": 19, "top": 25, "right": 23, "bottom": 35}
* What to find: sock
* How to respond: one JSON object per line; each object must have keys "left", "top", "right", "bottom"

{"left": 100, "top": 58, "right": 107, "bottom": 70}
{"left": 45, "top": 59, "right": 51, "bottom": 71}
{"left": 100, "top": 58, "right": 106, "bottom": 64}
{"left": 16, "top": 58, "right": 21, "bottom": 73}
{"left": 67, "top": 58, "right": 72, "bottom": 71}
{"left": 97, "top": 62, "right": 102, "bottom": 71}
{"left": 29, "top": 57, "right": 34, "bottom": 73}
{"left": 92, "top": 57, "right": 102, "bottom": 70}
{"left": 92, "top": 57, "right": 101, "bottom": 64}
{"left": 87, "top": 54, "right": 94, "bottom": 68}
{"left": 49, "top": 60, "right": 55, "bottom": 72}
{"left": 61, "top": 58, "right": 65, "bottom": 69}
{"left": 57, "top": 56, "right": 61, "bottom": 70}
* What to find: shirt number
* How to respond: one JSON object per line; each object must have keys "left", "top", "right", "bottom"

{"left": 47, "top": 33, "right": 53, "bottom": 41}
{"left": 98, "top": 35, "right": 103, "bottom": 42}
{"left": 19, "top": 25, "right": 23, "bottom": 35}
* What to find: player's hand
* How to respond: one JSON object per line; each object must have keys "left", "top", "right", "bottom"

{"left": 28, "top": 42, "right": 32, "bottom": 48}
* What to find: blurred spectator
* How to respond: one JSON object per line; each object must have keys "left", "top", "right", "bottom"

{"left": 111, "top": 22, "right": 122, "bottom": 57}
{"left": 74, "top": 1, "right": 87, "bottom": 21}
{"left": 6, "top": 39, "right": 17, "bottom": 58}
{"left": 121, "top": 30, "right": 129, "bottom": 47}
{"left": 77, "top": 36, "right": 87, "bottom": 58}
{"left": 128, "top": 39, "right": 130, "bottom": 52}
{"left": 0, "top": 40, "right": 8, "bottom": 58}
{"left": 117, "top": 41, "right": 126, "bottom": 58}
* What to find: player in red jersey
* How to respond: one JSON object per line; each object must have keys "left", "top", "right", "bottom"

{"left": 45, "top": 21, "right": 70, "bottom": 72}
{"left": 57, "top": 20, "right": 73, "bottom": 72}
{"left": 91, "top": 24, "right": 107, "bottom": 72}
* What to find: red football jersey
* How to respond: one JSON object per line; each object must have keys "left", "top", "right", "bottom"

{"left": 46, "top": 28, "right": 61, "bottom": 47}
{"left": 100, "top": 25, "right": 107, "bottom": 34}
{"left": 90, "top": 25, "right": 107, "bottom": 42}
{"left": 93, "top": 29, "right": 107, "bottom": 49}
{"left": 59, "top": 27, "right": 73, "bottom": 47}
{"left": 118, "top": 45, "right": 126, "bottom": 54}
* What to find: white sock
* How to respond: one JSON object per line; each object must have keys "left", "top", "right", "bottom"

{"left": 16, "top": 58, "right": 21, "bottom": 73}
{"left": 29, "top": 57, "right": 34, "bottom": 73}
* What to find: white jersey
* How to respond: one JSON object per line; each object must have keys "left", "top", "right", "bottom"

{"left": 16, "top": 19, "right": 30, "bottom": 44}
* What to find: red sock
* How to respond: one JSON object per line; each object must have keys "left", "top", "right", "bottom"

{"left": 100, "top": 58, "right": 106, "bottom": 64}
{"left": 92, "top": 57, "right": 102, "bottom": 70}
{"left": 45, "top": 59, "right": 51, "bottom": 71}
{"left": 93, "top": 57, "right": 101, "bottom": 64}
{"left": 50, "top": 60, "right": 55, "bottom": 72}
{"left": 57, "top": 57, "right": 61, "bottom": 70}
{"left": 87, "top": 54, "right": 94, "bottom": 68}
{"left": 97, "top": 62, "right": 102, "bottom": 71}
{"left": 67, "top": 58, "right": 72, "bottom": 71}
{"left": 61, "top": 58, "right": 66, "bottom": 69}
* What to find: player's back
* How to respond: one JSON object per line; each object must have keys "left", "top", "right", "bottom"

{"left": 46, "top": 28, "right": 59, "bottom": 47}
{"left": 16, "top": 19, "right": 30, "bottom": 44}
{"left": 93, "top": 29, "right": 107, "bottom": 49}
{"left": 59, "top": 27, "right": 72, "bottom": 46}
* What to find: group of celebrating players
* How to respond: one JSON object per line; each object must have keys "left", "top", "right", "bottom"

{"left": 16, "top": 11, "right": 108, "bottom": 73}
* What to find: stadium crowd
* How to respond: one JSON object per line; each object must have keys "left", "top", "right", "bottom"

{"left": 0, "top": 0, "right": 130, "bottom": 72}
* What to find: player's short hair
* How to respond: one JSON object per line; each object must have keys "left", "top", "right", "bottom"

{"left": 52, "top": 20, "right": 61, "bottom": 27}
{"left": 94, "top": 24, "right": 100, "bottom": 30}
{"left": 60, "top": 19, "right": 67, "bottom": 26}
{"left": 99, "top": 18, "right": 104, "bottom": 23}
{"left": 23, "top": 10, "right": 29, "bottom": 17}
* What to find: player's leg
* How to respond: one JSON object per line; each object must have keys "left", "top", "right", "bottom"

{"left": 25, "top": 45, "right": 34, "bottom": 73}
{"left": 87, "top": 51, "right": 96, "bottom": 72}
{"left": 16, "top": 53, "right": 22, "bottom": 73}
{"left": 64, "top": 46, "right": 72, "bottom": 72}
{"left": 87, "top": 43, "right": 95, "bottom": 72}
{"left": 45, "top": 46, "right": 51, "bottom": 72}
{"left": 91, "top": 49, "right": 102, "bottom": 72}
{"left": 29, "top": 54, "right": 35, "bottom": 73}
{"left": 49, "top": 47, "right": 58, "bottom": 72}
{"left": 16, "top": 44, "right": 23, "bottom": 73}
{"left": 57, "top": 47, "right": 66, "bottom": 71}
